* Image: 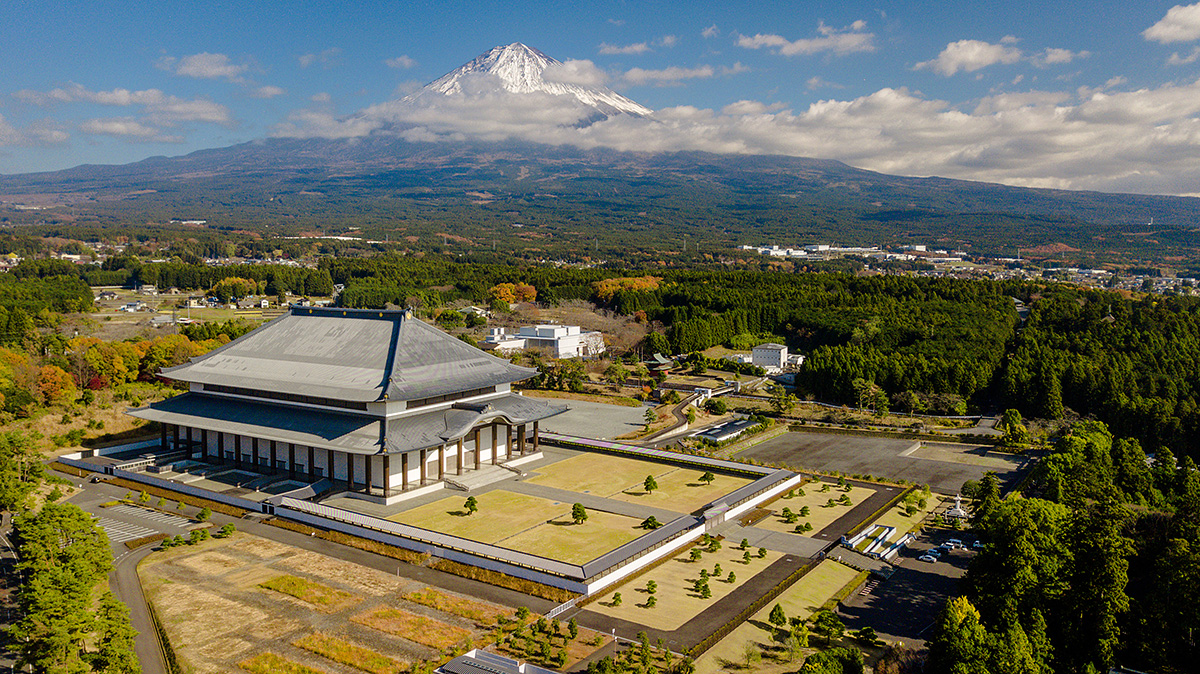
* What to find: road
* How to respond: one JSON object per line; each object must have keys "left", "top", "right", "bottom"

{"left": 0, "top": 514, "right": 20, "bottom": 674}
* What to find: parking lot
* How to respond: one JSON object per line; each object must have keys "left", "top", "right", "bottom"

{"left": 738, "top": 431, "right": 1030, "bottom": 494}
{"left": 837, "top": 529, "right": 977, "bottom": 646}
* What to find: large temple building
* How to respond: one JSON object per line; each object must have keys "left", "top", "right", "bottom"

{"left": 129, "top": 306, "right": 565, "bottom": 502}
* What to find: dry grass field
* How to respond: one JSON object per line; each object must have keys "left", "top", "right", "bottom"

{"left": 586, "top": 543, "right": 782, "bottom": 631}
{"left": 387, "top": 490, "right": 557, "bottom": 542}
{"left": 610, "top": 467, "right": 752, "bottom": 514}
{"left": 499, "top": 509, "right": 643, "bottom": 564}
{"left": 751, "top": 481, "right": 880, "bottom": 536}
{"left": 528, "top": 452, "right": 692, "bottom": 500}
{"left": 140, "top": 532, "right": 525, "bottom": 673}
{"left": 695, "top": 560, "right": 861, "bottom": 674}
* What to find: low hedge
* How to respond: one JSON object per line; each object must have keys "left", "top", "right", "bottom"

{"left": 263, "top": 517, "right": 430, "bottom": 565}
{"left": 107, "top": 478, "right": 248, "bottom": 518}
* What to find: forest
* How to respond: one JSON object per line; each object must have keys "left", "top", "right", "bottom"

{"left": 926, "top": 420, "right": 1199, "bottom": 673}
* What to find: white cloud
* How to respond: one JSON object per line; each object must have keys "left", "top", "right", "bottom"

{"left": 251, "top": 85, "right": 287, "bottom": 98}
{"left": 12, "top": 83, "right": 232, "bottom": 131}
{"left": 599, "top": 42, "right": 651, "bottom": 55}
{"left": 174, "top": 53, "right": 248, "bottom": 81}
{"left": 622, "top": 65, "right": 715, "bottom": 86}
{"left": 1144, "top": 3, "right": 1200, "bottom": 43}
{"left": 736, "top": 21, "right": 875, "bottom": 56}
{"left": 299, "top": 48, "right": 341, "bottom": 68}
{"left": 702, "top": 24, "right": 719, "bottom": 39}
{"left": 658, "top": 35, "right": 678, "bottom": 48}
{"left": 385, "top": 55, "right": 417, "bottom": 69}
{"left": 1169, "top": 46, "right": 1200, "bottom": 64}
{"left": 311, "top": 92, "right": 332, "bottom": 103}
{"left": 1034, "top": 47, "right": 1089, "bottom": 66}
{"left": 275, "top": 75, "right": 1200, "bottom": 194}
{"left": 805, "top": 76, "right": 845, "bottom": 90}
{"left": 79, "top": 118, "right": 183, "bottom": 142}
{"left": 915, "top": 40, "right": 1023, "bottom": 76}
{"left": 543, "top": 60, "right": 609, "bottom": 87}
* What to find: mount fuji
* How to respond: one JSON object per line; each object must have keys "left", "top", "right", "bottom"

{"left": 406, "top": 42, "right": 652, "bottom": 120}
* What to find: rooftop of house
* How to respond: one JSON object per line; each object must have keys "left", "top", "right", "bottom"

{"left": 161, "top": 306, "right": 538, "bottom": 403}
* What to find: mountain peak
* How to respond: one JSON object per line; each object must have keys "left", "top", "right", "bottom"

{"left": 411, "top": 43, "right": 652, "bottom": 118}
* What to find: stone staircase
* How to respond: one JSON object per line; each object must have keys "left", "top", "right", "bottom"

{"left": 442, "top": 464, "right": 514, "bottom": 492}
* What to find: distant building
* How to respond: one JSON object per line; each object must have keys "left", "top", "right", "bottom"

{"left": 139, "top": 284, "right": 158, "bottom": 295}
{"left": 752, "top": 343, "right": 787, "bottom": 371}
{"left": 483, "top": 325, "right": 605, "bottom": 358}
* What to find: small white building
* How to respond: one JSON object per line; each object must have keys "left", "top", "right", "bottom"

{"left": 484, "top": 324, "right": 605, "bottom": 358}
{"left": 752, "top": 343, "right": 788, "bottom": 371}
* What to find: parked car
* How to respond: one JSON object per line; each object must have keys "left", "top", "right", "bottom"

{"left": 944, "top": 538, "right": 964, "bottom": 549}
{"left": 972, "top": 540, "right": 987, "bottom": 550}
{"left": 918, "top": 554, "right": 938, "bottom": 563}
{"left": 925, "top": 548, "right": 945, "bottom": 558}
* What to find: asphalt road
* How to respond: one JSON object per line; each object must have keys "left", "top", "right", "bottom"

{"left": 0, "top": 514, "right": 21, "bottom": 674}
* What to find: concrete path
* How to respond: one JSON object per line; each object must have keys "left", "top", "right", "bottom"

{"left": 111, "top": 545, "right": 167, "bottom": 674}
{"left": 716, "top": 523, "right": 829, "bottom": 558}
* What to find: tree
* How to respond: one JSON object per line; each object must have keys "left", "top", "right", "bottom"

{"left": 646, "top": 596, "right": 657, "bottom": 609}
{"left": 925, "top": 597, "right": 989, "bottom": 674}
{"left": 643, "top": 407, "right": 657, "bottom": 429}
{"left": 641, "top": 515, "right": 662, "bottom": 530}
{"left": 769, "top": 603, "right": 788, "bottom": 632}
{"left": 770, "top": 385, "right": 797, "bottom": 415}
{"left": 516, "top": 606, "right": 530, "bottom": 623}
{"left": 643, "top": 475, "right": 658, "bottom": 494}
{"left": 571, "top": 503, "right": 588, "bottom": 525}
{"left": 603, "top": 362, "right": 629, "bottom": 390}
{"left": 704, "top": 398, "right": 727, "bottom": 415}
{"left": 699, "top": 471, "right": 716, "bottom": 485}
{"left": 690, "top": 548, "right": 703, "bottom": 562}
{"left": 699, "top": 584, "right": 712, "bottom": 599}
{"left": 813, "top": 610, "right": 845, "bottom": 645}
{"left": 197, "top": 506, "right": 211, "bottom": 522}
{"left": 646, "top": 580, "right": 657, "bottom": 594}
{"left": 971, "top": 472, "right": 1001, "bottom": 528}
{"left": 611, "top": 592, "right": 622, "bottom": 606}
{"left": 727, "top": 571, "right": 736, "bottom": 583}
{"left": 999, "top": 408, "right": 1030, "bottom": 447}
{"left": 758, "top": 547, "right": 767, "bottom": 558}
{"left": 464, "top": 495, "right": 479, "bottom": 516}
{"left": 92, "top": 591, "right": 140, "bottom": 674}
{"left": 568, "top": 617, "right": 578, "bottom": 641}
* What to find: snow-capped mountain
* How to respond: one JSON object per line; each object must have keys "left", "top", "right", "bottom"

{"left": 408, "top": 42, "right": 652, "bottom": 118}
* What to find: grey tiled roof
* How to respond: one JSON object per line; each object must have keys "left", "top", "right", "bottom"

{"left": 129, "top": 392, "right": 566, "bottom": 456}
{"left": 160, "top": 306, "right": 537, "bottom": 403}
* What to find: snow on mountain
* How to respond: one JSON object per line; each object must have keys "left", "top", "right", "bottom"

{"left": 409, "top": 42, "right": 652, "bottom": 118}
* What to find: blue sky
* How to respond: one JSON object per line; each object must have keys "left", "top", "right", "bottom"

{"left": 4, "top": 1, "right": 1200, "bottom": 194}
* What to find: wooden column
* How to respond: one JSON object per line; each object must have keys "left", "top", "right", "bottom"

{"left": 308, "top": 446, "right": 315, "bottom": 481}
{"left": 201, "top": 429, "right": 209, "bottom": 461}
{"left": 217, "top": 432, "right": 224, "bottom": 465}
{"left": 288, "top": 443, "right": 296, "bottom": 479}
{"left": 438, "top": 444, "right": 445, "bottom": 480}
{"left": 533, "top": 421, "right": 540, "bottom": 451}
{"left": 491, "top": 424, "right": 498, "bottom": 465}
{"left": 420, "top": 449, "right": 427, "bottom": 485}
{"left": 473, "top": 428, "right": 481, "bottom": 470}
{"left": 269, "top": 440, "right": 277, "bottom": 474}
{"left": 456, "top": 438, "right": 464, "bottom": 476}
{"left": 186, "top": 427, "right": 194, "bottom": 456}
{"left": 383, "top": 454, "right": 391, "bottom": 495}
{"left": 251, "top": 437, "right": 259, "bottom": 468}
{"left": 347, "top": 453, "right": 355, "bottom": 491}
{"left": 366, "top": 455, "right": 373, "bottom": 495}
{"left": 235, "top": 435, "right": 242, "bottom": 468}
{"left": 505, "top": 424, "right": 513, "bottom": 460}
{"left": 402, "top": 453, "right": 409, "bottom": 490}
{"left": 518, "top": 424, "right": 527, "bottom": 455}
{"left": 172, "top": 424, "right": 180, "bottom": 452}
{"left": 327, "top": 449, "right": 334, "bottom": 483}
{"left": 160, "top": 424, "right": 168, "bottom": 452}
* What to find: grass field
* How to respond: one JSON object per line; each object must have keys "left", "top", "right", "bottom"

{"left": 865, "top": 491, "right": 943, "bottom": 538}
{"left": 696, "top": 560, "right": 861, "bottom": 674}
{"left": 403, "top": 587, "right": 510, "bottom": 627}
{"left": 498, "top": 509, "right": 644, "bottom": 564}
{"left": 610, "top": 467, "right": 752, "bottom": 514}
{"left": 351, "top": 607, "right": 473, "bottom": 650}
{"left": 528, "top": 452, "right": 696, "bottom": 500}
{"left": 753, "top": 481, "right": 880, "bottom": 536}
{"left": 586, "top": 543, "right": 782, "bottom": 631}
{"left": 258, "top": 575, "right": 360, "bottom": 612}
{"left": 240, "top": 652, "right": 328, "bottom": 674}
{"left": 388, "top": 490, "right": 559, "bottom": 542}
{"left": 294, "top": 633, "right": 408, "bottom": 674}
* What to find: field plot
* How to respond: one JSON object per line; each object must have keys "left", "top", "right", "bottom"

{"left": 387, "top": 489, "right": 558, "bottom": 542}
{"left": 498, "top": 509, "right": 643, "bottom": 564}
{"left": 586, "top": 543, "right": 782, "bottom": 631}
{"left": 527, "top": 452, "right": 678, "bottom": 496}
{"left": 141, "top": 532, "right": 531, "bottom": 673}
{"left": 696, "top": 560, "right": 861, "bottom": 674}
{"left": 610, "top": 468, "right": 752, "bottom": 514}
{"left": 752, "top": 480, "right": 880, "bottom": 536}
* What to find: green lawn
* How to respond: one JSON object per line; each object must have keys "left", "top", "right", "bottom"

{"left": 754, "top": 480, "right": 879, "bottom": 536}
{"left": 388, "top": 490, "right": 560, "bottom": 543}
{"left": 498, "top": 509, "right": 644, "bottom": 564}
{"left": 526, "top": 452, "right": 678, "bottom": 497}
{"left": 611, "top": 468, "right": 752, "bottom": 514}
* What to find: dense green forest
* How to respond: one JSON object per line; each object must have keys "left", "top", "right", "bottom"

{"left": 927, "top": 421, "right": 1199, "bottom": 673}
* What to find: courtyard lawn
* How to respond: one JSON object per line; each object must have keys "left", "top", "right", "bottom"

{"left": 585, "top": 542, "right": 782, "bottom": 631}
{"left": 611, "top": 468, "right": 753, "bottom": 514}
{"left": 387, "top": 490, "right": 561, "bottom": 543}
{"left": 497, "top": 509, "right": 644, "bottom": 564}
{"left": 754, "top": 480, "right": 880, "bottom": 536}
{"left": 695, "top": 560, "right": 861, "bottom": 674}
{"left": 526, "top": 452, "right": 678, "bottom": 498}
{"left": 870, "top": 491, "right": 943, "bottom": 535}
